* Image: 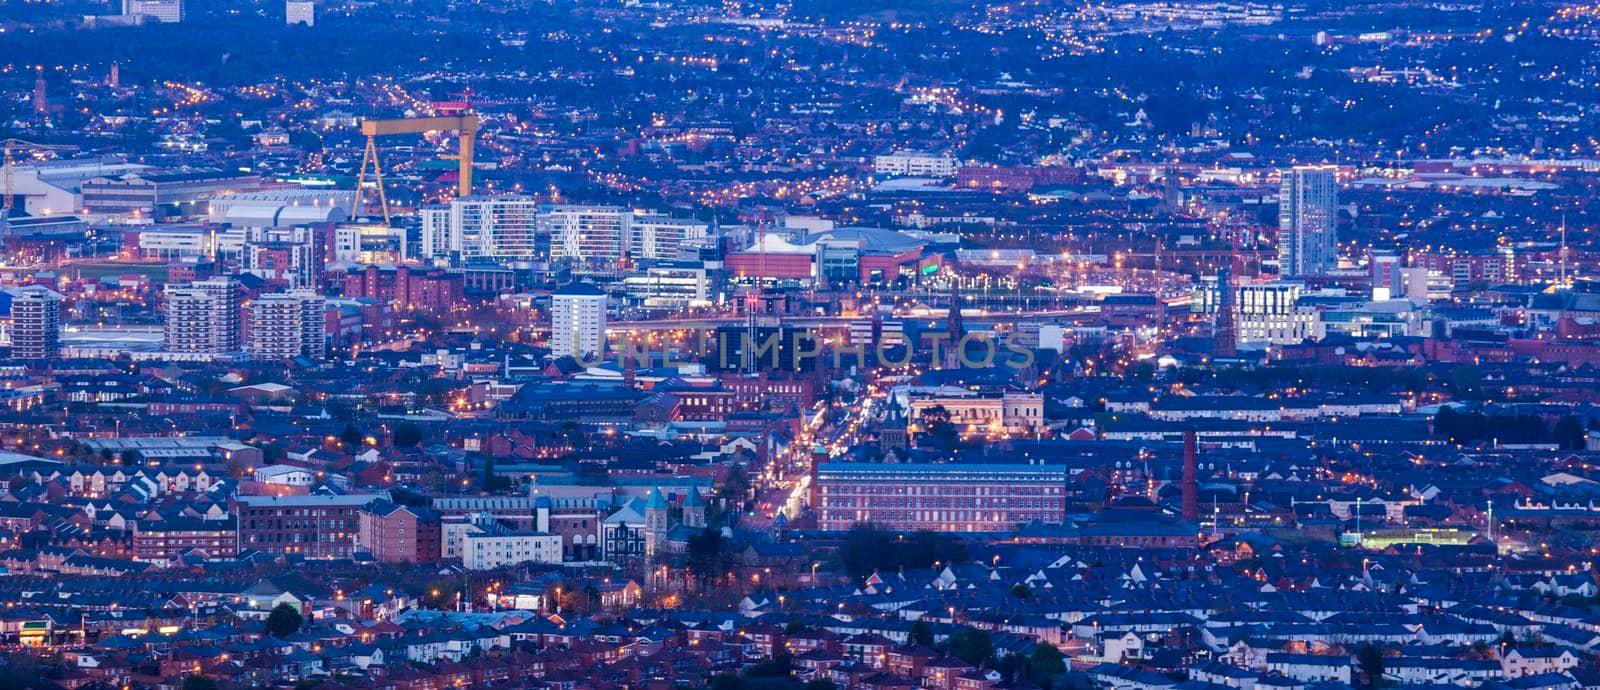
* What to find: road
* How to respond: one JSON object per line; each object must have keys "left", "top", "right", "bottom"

{"left": 746, "top": 384, "right": 886, "bottom": 527}
{"left": 610, "top": 307, "right": 1100, "bottom": 332}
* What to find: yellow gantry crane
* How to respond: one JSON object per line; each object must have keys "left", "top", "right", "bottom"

{"left": 2, "top": 138, "right": 78, "bottom": 220}
{"left": 353, "top": 114, "right": 479, "bottom": 224}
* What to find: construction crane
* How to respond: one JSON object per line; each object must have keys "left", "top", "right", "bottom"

{"left": 352, "top": 114, "right": 479, "bottom": 224}
{"left": 2, "top": 138, "right": 78, "bottom": 220}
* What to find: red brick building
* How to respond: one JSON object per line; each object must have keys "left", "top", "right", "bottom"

{"left": 235, "top": 494, "right": 378, "bottom": 559}
{"left": 132, "top": 517, "right": 238, "bottom": 565}
{"left": 357, "top": 501, "right": 442, "bottom": 564}
{"left": 338, "top": 265, "right": 464, "bottom": 311}
{"left": 814, "top": 463, "right": 1067, "bottom": 532}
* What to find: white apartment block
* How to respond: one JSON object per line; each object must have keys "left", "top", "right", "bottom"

{"left": 462, "top": 530, "right": 564, "bottom": 570}
{"left": 123, "top": 0, "right": 184, "bottom": 22}
{"left": 629, "top": 214, "right": 709, "bottom": 260}
{"left": 874, "top": 151, "right": 959, "bottom": 177}
{"left": 286, "top": 0, "right": 315, "bottom": 26}
{"left": 419, "top": 198, "right": 706, "bottom": 266}
{"left": 544, "top": 205, "right": 630, "bottom": 263}
{"left": 550, "top": 282, "right": 607, "bottom": 358}
{"left": 419, "top": 196, "right": 540, "bottom": 263}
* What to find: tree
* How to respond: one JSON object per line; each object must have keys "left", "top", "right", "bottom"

{"left": 182, "top": 676, "right": 220, "bottom": 690}
{"left": 745, "top": 654, "right": 793, "bottom": 677}
{"left": 909, "top": 620, "right": 934, "bottom": 647}
{"left": 1554, "top": 415, "right": 1587, "bottom": 450}
{"left": 288, "top": 130, "right": 322, "bottom": 153}
{"left": 917, "top": 405, "right": 960, "bottom": 448}
{"left": 481, "top": 456, "right": 510, "bottom": 491}
{"left": 339, "top": 424, "right": 364, "bottom": 452}
{"left": 718, "top": 464, "right": 751, "bottom": 507}
{"left": 687, "top": 528, "right": 728, "bottom": 588}
{"left": 1009, "top": 583, "right": 1032, "bottom": 599}
{"left": 1449, "top": 367, "right": 1483, "bottom": 399}
{"left": 555, "top": 421, "right": 586, "bottom": 449}
{"left": 1028, "top": 644, "right": 1066, "bottom": 683}
{"left": 1432, "top": 406, "right": 1459, "bottom": 442}
{"left": 265, "top": 602, "right": 302, "bottom": 638}
{"left": 1356, "top": 644, "right": 1386, "bottom": 688}
{"left": 837, "top": 525, "right": 967, "bottom": 577}
{"left": 946, "top": 626, "right": 994, "bottom": 666}
{"left": 393, "top": 422, "right": 424, "bottom": 448}
{"left": 804, "top": 681, "right": 838, "bottom": 690}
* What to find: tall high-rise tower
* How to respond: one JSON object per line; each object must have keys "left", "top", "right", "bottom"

{"left": 246, "top": 291, "right": 327, "bottom": 360}
{"left": 1278, "top": 165, "right": 1338, "bottom": 277}
{"left": 550, "top": 281, "right": 606, "bottom": 359}
{"left": 1212, "top": 266, "right": 1237, "bottom": 357}
{"left": 11, "top": 286, "right": 62, "bottom": 360}
{"left": 164, "top": 277, "right": 242, "bottom": 355}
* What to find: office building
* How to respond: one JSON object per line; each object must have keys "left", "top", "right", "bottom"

{"left": 333, "top": 223, "right": 406, "bottom": 264}
{"left": 1369, "top": 252, "right": 1402, "bottom": 300}
{"left": 122, "top": 225, "right": 216, "bottom": 261}
{"left": 1232, "top": 281, "right": 1314, "bottom": 345}
{"left": 618, "top": 262, "right": 713, "bottom": 309}
{"left": 246, "top": 291, "right": 327, "bottom": 360}
{"left": 550, "top": 282, "right": 607, "bottom": 358}
{"left": 10, "top": 286, "right": 62, "bottom": 359}
{"left": 83, "top": 168, "right": 257, "bottom": 214}
{"left": 165, "top": 277, "right": 242, "bottom": 355}
{"left": 814, "top": 463, "right": 1067, "bottom": 532}
{"left": 1278, "top": 165, "right": 1338, "bottom": 277}
{"left": 1198, "top": 279, "right": 1315, "bottom": 346}
{"left": 286, "top": 0, "right": 314, "bottom": 25}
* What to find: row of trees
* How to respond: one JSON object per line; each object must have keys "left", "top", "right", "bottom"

{"left": 837, "top": 525, "right": 969, "bottom": 577}
{"left": 1433, "top": 407, "right": 1590, "bottom": 449}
